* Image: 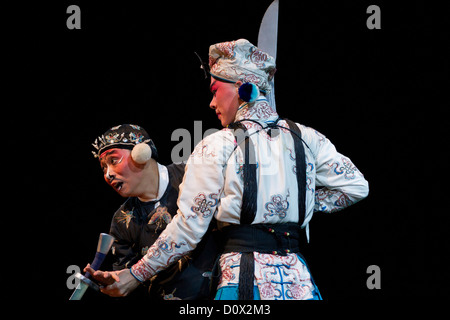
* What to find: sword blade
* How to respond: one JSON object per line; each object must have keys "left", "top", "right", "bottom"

{"left": 257, "top": 0, "right": 279, "bottom": 111}
{"left": 69, "top": 282, "right": 88, "bottom": 300}
{"left": 257, "top": 0, "right": 279, "bottom": 60}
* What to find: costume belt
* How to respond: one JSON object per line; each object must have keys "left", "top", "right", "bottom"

{"left": 211, "top": 223, "right": 306, "bottom": 300}
{"left": 221, "top": 222, "right": 303, "bottom": 255}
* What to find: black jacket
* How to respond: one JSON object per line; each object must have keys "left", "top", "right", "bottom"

{"left": 109, "top": 163, "right": 218, "bottom": 300}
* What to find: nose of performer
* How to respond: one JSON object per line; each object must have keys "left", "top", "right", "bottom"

{"left": 209, "top": 96, "right": 217, "bottom": 110}
{"left": 105, "top": 166, "right": 115, "bottom": 182}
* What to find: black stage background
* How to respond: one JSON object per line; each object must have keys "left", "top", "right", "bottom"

{"left": 11, "top": 0, "right": 447, "bottom": 310}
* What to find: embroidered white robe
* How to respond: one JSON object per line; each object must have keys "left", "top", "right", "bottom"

{"left": 132, "top": 96, "right": 369, "bottom": 299}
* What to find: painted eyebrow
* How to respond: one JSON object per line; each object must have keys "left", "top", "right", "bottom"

{"left": 102, "top": 150, "right": 115, "bottom": 158}
{"left": 100, "top": 150, "right": 119, "bottom": 162}
{"left": 210, "top": 80, "right": 217, "bottom": 92}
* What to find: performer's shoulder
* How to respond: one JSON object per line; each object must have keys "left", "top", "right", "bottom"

{"left": 197, "top": 126, "right": 237, "bottom": 149}
{"left": 205, "top": 126, "right": 236, "bottom": 140}
{"left": 288, "top": 121, "right": 330, "bottom": 155}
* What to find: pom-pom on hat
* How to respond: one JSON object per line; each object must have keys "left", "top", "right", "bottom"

{"left": 208, "top": 39, "right": 276, "bottom": 94}
{"left": 238, "top": 82, "right": 260, "bottom": 103}
{"left": 92, "top": 124, "right": 158, "bottom": 163}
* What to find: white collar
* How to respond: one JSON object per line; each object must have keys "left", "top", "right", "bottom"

{"left": 155, "top": 163, "right": 169, "bottom": 201}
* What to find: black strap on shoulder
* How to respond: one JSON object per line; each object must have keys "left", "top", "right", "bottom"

{"left": 229, "top": 118, "right": 307, "bottom": 226}
{"left": 284, "top": 119, "right": 307, "bottom": 226}
{"left": 228, "top": 122, "right": 257, "bottom": 225}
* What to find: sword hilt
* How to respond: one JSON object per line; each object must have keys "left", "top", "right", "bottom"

{"left": 84, "top": 233, "right": 115, "bottom": 278}
{"left": 69, "top": 233, "right": 115, "bottom": 300}
{"left": 84, "top": 252, "right": 107, "bottom": 278}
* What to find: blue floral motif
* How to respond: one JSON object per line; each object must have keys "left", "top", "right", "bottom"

{"left": 191, "top": 191, "right": 219, "bottom": 218}
{"left": 263, "top": 192, "right": 290, "bottom": 221}
{"left": 327, "top": 157, "right": 359, "bottom": 180}
{"left": 129, "top": 131, "right": 144, "bottom": 143}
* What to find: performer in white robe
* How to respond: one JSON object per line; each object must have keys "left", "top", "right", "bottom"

{"left": 87, "top": 39, "right": 369, "bottom": 300}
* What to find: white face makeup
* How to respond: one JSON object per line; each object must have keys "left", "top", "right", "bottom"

{"left": 104, "top": 155, "right": 124, "bottom": 180}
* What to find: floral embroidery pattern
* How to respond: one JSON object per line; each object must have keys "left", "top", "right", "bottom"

{"left": 158, "top": 238, "right": 187, "bottom": 253}
{"left": 255, "top": 254, "right": 315, "bottom": 300}
{"left": 327, "top": 157, "right": 359, "bottom": 180}
{"left": 334, "top": 192, "right": 353, "bottom": 209}
{"left": 105, "top": 132, "right": 122, "bottom": 144}
{"left": 191, "top": 144, "right": 216, "bottom": 159}
{"left": 208, "top": 39, "right": 276, "bottom": 93}
{"left": 245, "top": 45, "right": 270, "bottom": 68}
{"left": 263, "top": 192, "right": 290, "bottom": 221}
{"left": 313, "top": 129, "right": 326, "bottom": 145}
{"left": 91, "top": 123, "right": 152, "bottom": 158}
{"left": 209, "top": 40, "right": 237, "bottom": 76}
{"left": 190, "top": 191, "right": 220, "bottom": 218}
{"left": 129, "top": 131, "right": 145, "bottom": 143}
{"left": 217, "top": 253, "right": 316, "bottom": 300}
{"left": 315, "top": 188, "right": 353, "bottom": 213}
{"left": 132, "top": 235, "right": 187, "bottom": 281}
{"left": 237, "top": 100, "right": 277, "bottom": 122}
{"left": 286, "top": 146, "right": 314, "bottom": 186}
{"left": 214, "top": 40, "right": 236, "bottom": 59}
{"left": 145, "top": 235, "right": 186, "bottom": 260}
{"left": 218, "top": 253, "right": 241, "bottom": 286}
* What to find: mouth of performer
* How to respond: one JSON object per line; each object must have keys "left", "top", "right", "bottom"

{"left": 111, "top": 181, "right": 124, "bottom": 191}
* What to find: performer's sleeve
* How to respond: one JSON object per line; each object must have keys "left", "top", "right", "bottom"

{"left": 311, "top": 129, "right": 369, "bottom": 213}
{"left": 131, "top": 130, "right": 235, "bottom": 282}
